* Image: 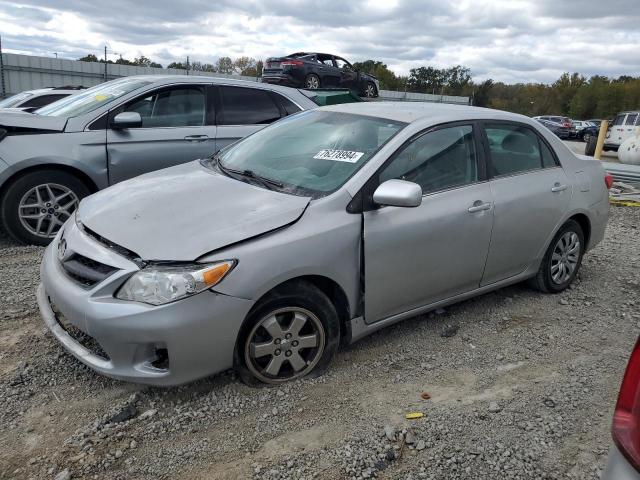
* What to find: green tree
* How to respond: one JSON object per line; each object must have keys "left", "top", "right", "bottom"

{"left": 78, "top": 54, "right": 98, "bottom": 62}
{"left": 216, "top": 56, "right": 234, "bottom": 75}
{"left": 233, "top": 56, "right": 257, "bottom": 76}
{"left": 352, "top": 60, "right": 399, "bottom": 90}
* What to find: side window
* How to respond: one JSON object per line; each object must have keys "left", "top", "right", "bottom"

{"left": 540, "top": 140, "right": 558, "bottom": 168}
{"left": 273, "top": 93, "right": 301, "bottom": 116}
{"left": 122, "top": 86, "right": 205, "bottom": 128}
{"left": 219, "top": 86, "right": 282, "bottom": 125}
{"left": 625, "top": 113, "right": 638, "bottom": 126}
{"left": 317, "top": 55, "right": 335, "bottom": 67}
{"left": 380, "top": 125, "right": 477, "bottom": 194}
{"left": 485, "top": 123, "right": 543, "bottom": 176}
{"left": 21, "top": 94, "right": 68, "bottom": 108}
{"left": 335, "top": 58, "right": 353, "bottom": 70}
{"left": 613, "top": 114, "right": 626, "bottom": 126}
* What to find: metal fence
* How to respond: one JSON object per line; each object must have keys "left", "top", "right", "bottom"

{"left": 0, "top": 52, "right": 470, "bottom": 105}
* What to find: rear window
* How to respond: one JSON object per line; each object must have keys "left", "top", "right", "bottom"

{"left": 0, "top": 91, "right": 33, "bottom": 108}
{"left": 219, "top": 86, "right": 282, "bottom": 125}
{"left": 625, "top": 113, "right": 638, "bottom": 126}
{"left": 21, "top": 94, "right": 69, "bottom": 108}
{"left": 613, "top": 114, "right": 626, "bottom": 126}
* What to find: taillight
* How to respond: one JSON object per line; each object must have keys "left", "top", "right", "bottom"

{"left": 281, "top": 60, "right": 304, "bottom": 67}
{"left": 605, "top": 173, "right": 614, "bottom": 189}
{"left": 612, "top": 338, "right": 640, "bottom": 472}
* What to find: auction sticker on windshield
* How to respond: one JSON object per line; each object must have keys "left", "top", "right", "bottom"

{"left": 313, "top": 149, "right": 364, "bottom": 163}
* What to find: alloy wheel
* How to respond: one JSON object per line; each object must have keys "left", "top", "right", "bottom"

{"left": 305, "top": 76, "right": 319, "bottom": 89}
{"left": 550, "top": 231, "right": 580, "bottom": 285}
{"left": 365, "top": 83, "right": 376, "bottom": 97}
{"left": 583, "top": 133, "right": 591, "bottom": 143}
{"left": 18, "top": 183, "right": 79, "bottom": 239}
{"left": 244, "top": 307, "right": 325, "bottom": 384}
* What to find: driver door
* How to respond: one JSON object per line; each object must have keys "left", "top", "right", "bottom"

{"left": 334, "top": 57, "right": 359, "bottom": 90}
{"left": 106, "top": 84, "right": 215, "bottom": 184}
{"left": 363, "top": 123, "right": 494, "bottom": 323}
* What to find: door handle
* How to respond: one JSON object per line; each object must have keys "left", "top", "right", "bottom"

{"left": 184, "top": 135, "right": 210, "bottom": 142}
{"left": 551, "top": 183, "right": 567, "bottom": 193}
{"left": 467, "top": 201, "right": 492, "bottom": 213}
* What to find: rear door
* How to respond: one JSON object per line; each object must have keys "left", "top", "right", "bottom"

{"left": 480, "top": 121, "right": 571, "bottom": 286}
{"left": 106, "top": 84, "right": 215, "bottom": 184}
{"left": 214, "top": 85, "right": 291, "bottom": 151}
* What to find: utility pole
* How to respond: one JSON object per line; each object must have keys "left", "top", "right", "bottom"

{"left": 186, "top": 56, "right": 190, "bottom": 76}
{"left": 0, "top": 36, "right": 5, "bottom": 98}
{"left": 104, "top": 45, "right": 107, "bottom": 82}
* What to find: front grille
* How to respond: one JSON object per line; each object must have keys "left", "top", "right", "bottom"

{"left": 61, "top": 253, "right": 118, "bottom": 288}
{"left": 51, "top": 302, "right": 110, "bottom": 360}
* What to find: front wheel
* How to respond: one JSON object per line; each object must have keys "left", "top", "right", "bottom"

{"left": 235, "top": 281, "right": 340, "bottom": 385}
{"left": 528, "top": 220, "right": 585, "bottom": 293}
{"left": 0, "top": 170, "right": 90, "bottom": 245}
{"left": 364, "top": 82, "right": 378, "bottom": 98}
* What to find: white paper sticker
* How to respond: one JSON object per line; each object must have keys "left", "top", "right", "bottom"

{"left": 313, "top": 149, "right": 364, "bottom": 163}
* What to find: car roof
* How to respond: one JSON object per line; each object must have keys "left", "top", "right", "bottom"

{"left": 114, "top": 74, "right": 301, "bottom": 95}
{"left": 319, "top": 101, "right": 534, "bottom": 125}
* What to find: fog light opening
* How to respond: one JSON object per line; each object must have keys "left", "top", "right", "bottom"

{"left": 151, "top": 347, "right": 169, "bottom": 370}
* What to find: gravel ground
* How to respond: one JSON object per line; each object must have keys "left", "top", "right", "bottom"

{"left": 0, "top": 207, "right": 638, "bottom": 480}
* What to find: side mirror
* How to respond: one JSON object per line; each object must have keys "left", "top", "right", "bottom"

{"left": 111, "top": 111, "right": 142, "bottom": 129}
{"left": 373, "top": 179, "right": 422, "bottom": 208}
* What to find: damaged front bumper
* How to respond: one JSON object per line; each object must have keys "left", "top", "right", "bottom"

{"left": 38, "top": 221, "right": 254, "bottom": 386}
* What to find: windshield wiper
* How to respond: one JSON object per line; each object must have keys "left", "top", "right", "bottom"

{"left": 214, "top": 154, "right": 284, "bottom": 191}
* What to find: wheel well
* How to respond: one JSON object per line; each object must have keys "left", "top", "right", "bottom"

{"left": 0, "top": 164, "right": 99, "bottom": 201}
{"left": 256, "top": 276, "right": 352, "bottom": 345}
{"left": 569, "top": 213, "right": 591, "bottom": 248}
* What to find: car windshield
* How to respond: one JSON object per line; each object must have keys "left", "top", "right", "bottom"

{"left": 35, "top": 77, "right": 154, "bottom": 118}
{"left": 0, "top": 91, "right": 33, "bottom": 108}
{"left": 210, "top": 110, "right": 405, "bottom": 196}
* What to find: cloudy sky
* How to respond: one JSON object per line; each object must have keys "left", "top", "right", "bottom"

{"left": 1, "top": 0, "right": 639, "bottom": 84}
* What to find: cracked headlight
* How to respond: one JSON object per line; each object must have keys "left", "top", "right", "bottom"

{"left": 116, "top": 260, "right": 236, "bottom": 306}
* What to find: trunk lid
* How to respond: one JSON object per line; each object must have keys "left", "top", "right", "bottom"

{"left": 78, "top": 161, "right": 311, "bottom": 261}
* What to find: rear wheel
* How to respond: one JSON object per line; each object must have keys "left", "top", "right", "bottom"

{"left": 235, "top": 281, "right": 340, "bottom": 385}
{"left": 528, "top": 220, "right": 585, "bottom": 293}
{"left": 305, "top": 74, "right": 320, "bottom": 90}
{"left": 1, "top": 170, "right": 89, "bottom": 245}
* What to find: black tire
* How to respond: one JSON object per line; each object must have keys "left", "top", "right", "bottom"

{"left": 304, "top": 74, "right": 320, "bottom": 90}
{"left": 528, "top": 219, "right": 585, "bottom": 293}
{"left": 0, "top": 169, "right": 90, "bottom": 246}
{"left": 234, "top": 280, "right": 340, "bottom": 386}
{"left": 585, "top": 135, "right": 597, "bottom": 156}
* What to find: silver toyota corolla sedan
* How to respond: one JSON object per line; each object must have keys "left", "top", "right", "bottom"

{"left": 37, "top": 102, "right": 610, "bottom": 386}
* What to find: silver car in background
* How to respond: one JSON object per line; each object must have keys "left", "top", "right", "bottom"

{"left": 0, "top": 75, "right": 316, "bottom": 244}
{"left": 38, "top": 102, "right": 610, "bottom": 386}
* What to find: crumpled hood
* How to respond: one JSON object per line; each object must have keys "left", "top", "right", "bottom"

{"left": 78, "top": 161, "right": 311, "bottom": 261}
{"left": 0, "top": 111, "right": 67, "bottom": 131}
